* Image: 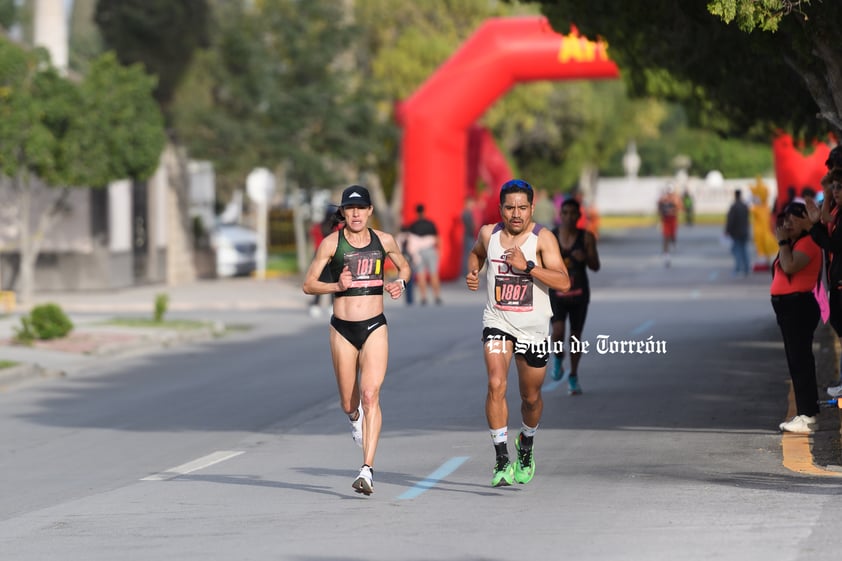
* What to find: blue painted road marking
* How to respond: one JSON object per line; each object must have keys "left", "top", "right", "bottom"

{"left": 398, "top": 456, "right": 470, "bottom": 499}
{"left": 631, "top": 319, "right": 655, "bottom": 335}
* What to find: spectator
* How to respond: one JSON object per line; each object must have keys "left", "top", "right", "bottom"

{"left": 408, "top": 204, "right": 442, "bottom": 305}
{"left": 772, "top": 202, "right": 823, "bottom": 434}
{"left": 809, "top": 166, "right": 842, "bottom": 398}
{"left": 725, "top": 189, "right": 751, "bottom": 277}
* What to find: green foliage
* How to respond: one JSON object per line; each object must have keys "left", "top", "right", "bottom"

{"left": 12, "top": 316, "right": 36, "bottom": 346}
{"left": 707, "top": 0, "right": 811, "bottom": 32}
{"left": 67, "top": 52, "right": 166, "bottom": 185}
{"left": 0, "top": 38, "right": 69, "bottom": 182}
{"left": 171, "top": 0, "right": 383, "bottom": 197}
{"left": 154, "top": 293, "right": 169, "bottom": 323}
{"left": 0, "top": 0, "right": 16, "bottom": 30}
{"left": 14, "top": 303, "right": 74, "bottom": 341}
{"left": 0, "top": 36, "right": 165, "bottom": 305}
{"left": 0, "top": 39, "right": 164, "bottom": 186}
{"left": 69, "top": 0, "right": 105, "bottom": 74}
{"left": 600, "top": 104, "right": 773, "bottom": 178}
{"left": 528, "top": 0, "right": 836, "bottom": 139}
{"left": 95, "top": 0, "right": 210, "bottom": 111}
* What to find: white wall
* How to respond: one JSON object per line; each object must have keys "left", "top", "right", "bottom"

{"left": 593, "top": 176, "right": 778, "bottom": 215}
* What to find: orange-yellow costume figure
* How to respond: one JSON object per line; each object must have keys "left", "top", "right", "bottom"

{"left": 749, "top": 176, "right": 778, "bottom": 270}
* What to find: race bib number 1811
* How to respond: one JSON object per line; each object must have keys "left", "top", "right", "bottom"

{"left": 345, "top": 250, "right": 384, "bottom": 288}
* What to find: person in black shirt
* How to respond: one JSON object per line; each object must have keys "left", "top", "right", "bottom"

{"left": 408, "top": 204, "right": 442, "bottom": 305}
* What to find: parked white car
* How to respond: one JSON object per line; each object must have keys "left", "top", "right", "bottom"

{"left": 211, "top": 224, "right": 259, "bottom": 278}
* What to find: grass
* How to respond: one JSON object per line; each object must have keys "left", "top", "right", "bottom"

{"left": 267, "top": 251, "right": 299, "bottom": 275}
{"left": 103, "top": 317, "right": 253, "bottom": 335}
{"left": 105, "top": 318, "right": 212, "bottom": 330}
{"left": 0, "top": 360, "right": 18, "bottom": 370}
{"left": 599, "top": 213, "right": 724, "bottom": 229}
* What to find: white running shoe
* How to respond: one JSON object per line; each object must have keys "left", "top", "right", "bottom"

{"left": 778, "top": 415, "right": 817, "bottom": 434}
{"left": 349, "top": 405, "right": 363, "bottom": 448}
{"left": 827, "top": 383, "right": 842, "bottom": 398}
{"left": 352, "top": 465, "right": 373, "bottom": 495}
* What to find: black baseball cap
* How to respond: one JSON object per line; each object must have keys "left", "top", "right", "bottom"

{"left": 340, "top": 185, "right": 372, "bottom": 207}
{"left": 783, "top": 201, "right": 807, "bottom": 217}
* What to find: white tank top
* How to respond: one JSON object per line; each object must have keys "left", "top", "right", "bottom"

{"left": 482, "top": 222, "right": 552, "bottom": 342}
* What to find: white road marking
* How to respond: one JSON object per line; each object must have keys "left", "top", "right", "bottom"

{"left": 141, "top": 450, "right": 244, "bottom": 481}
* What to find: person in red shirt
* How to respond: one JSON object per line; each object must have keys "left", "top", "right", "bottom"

{"left": 771, "top": 201, "right": 823, "bottom": 433}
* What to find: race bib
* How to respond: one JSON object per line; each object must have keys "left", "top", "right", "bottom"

{"left": 494, "top": 275, "right": 533, "bottom": 311}
{"left": 345, "top": 250, "right": 384, "bottom": 288}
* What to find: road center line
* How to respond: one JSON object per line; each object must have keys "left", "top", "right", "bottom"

{"left": 141, "top": 450, "right": 244, "bottom": 481}
{"left": 398, "top": 456, "right": 470, "bottom": 499}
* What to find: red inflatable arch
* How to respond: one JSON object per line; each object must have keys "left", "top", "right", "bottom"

{"left": 772, "top": 133, "right": 832, "bottom": 214}
{"left": 397, "top": 16, "right": 619, "bottom": 280}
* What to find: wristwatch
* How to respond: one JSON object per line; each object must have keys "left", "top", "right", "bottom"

{"left": 524, "top": 260, "right": 536, "bottom": 275}
{"left": 778, "top": 239, "right": 791, "bottom": 247}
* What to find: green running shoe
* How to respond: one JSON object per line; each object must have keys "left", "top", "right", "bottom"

{"left": 491, "top": 456, "right": 514, "bottom": 487}
{"left": 514, "top": 435, "right": 535, "bottom": 484}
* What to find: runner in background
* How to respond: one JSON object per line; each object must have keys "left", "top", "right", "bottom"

{"left": 656, "top": 186, "right": 683, "bottom": 268}
{"left": 548, "top": 198, "right": 601, "bottom": 395}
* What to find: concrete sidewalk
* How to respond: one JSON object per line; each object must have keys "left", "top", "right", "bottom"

{"left": 0, "top": 275, "right": 312, "bottom": 387}
{"left": 22, "top": 275, "right": 309, "bottom": 313}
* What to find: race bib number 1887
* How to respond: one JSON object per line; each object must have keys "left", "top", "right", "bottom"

{"left": 494, "top": 275, "right": 533, "bottom": 311}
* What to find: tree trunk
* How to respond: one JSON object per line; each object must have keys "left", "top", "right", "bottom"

{"left": 17, "top": 171, "right": 34, "bottom": 306}
{"left": 163, "top": 140, "right": 197, "bottom": 285}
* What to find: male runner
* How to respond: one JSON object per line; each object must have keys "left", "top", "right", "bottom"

{"left": 466, "top": 179, "right": 570, "bottom": 487}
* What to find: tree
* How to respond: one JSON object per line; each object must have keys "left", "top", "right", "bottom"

{"left": 94, "top": 0, "right": 209, "bottom": 116}
{"left": 69, "top": 0, "right": 104, "bottom": 75}
{"left": 0, "top": 38, "right": 165, "bottom": 303}
{"left": 0, "top": 0, "right": 16, "bottom": 32}
{"left": 170, "top": 0, "right": 382, "bottom": 199}
{"left": 526, "top": 0, "right": 842, "bottom": 140}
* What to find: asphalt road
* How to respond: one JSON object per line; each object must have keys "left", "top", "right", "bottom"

{"left": 1, "top": 224, "right": 841, "bottom": 560}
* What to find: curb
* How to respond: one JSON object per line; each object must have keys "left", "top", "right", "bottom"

{"left": 0, "top": 323, "right": 229, "bottom": 390}
{"left": 0, "top": 363, "right": 65, "bottom": 390}
{"left": 810, "top": 323, "right": 842, "bottom": 470}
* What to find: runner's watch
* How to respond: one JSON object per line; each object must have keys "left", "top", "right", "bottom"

{"left": 524, "top": 260, "right": 536, "bottom": 275}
